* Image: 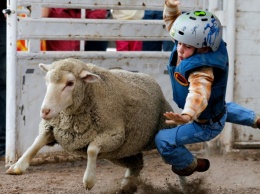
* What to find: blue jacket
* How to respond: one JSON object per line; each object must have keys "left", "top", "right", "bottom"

{"left": 167, "top": 40, "right": 229, "bottom": 120}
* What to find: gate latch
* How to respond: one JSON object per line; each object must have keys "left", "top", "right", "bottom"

{"left": 2, "top": 9, "right": 13, "bottom": 15}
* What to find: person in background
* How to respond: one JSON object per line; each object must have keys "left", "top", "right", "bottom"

{"left": 0, "top": 1, "right": 6, "bottom": 159}
{"left": 155, "top": 0, "right": 260, "bottom": 177}
{"left": 42, "top": 8, "right": 108, "bottom": 51}
{"left": 84, "top": 10, "right": 111, "bottom": 51}
{"left": 112, "top": 10, "right": 144, "bottom": 51}
{"left": 17, "top": 6, "right": 47, "bottom": 51}
{"left": 142, "top": 10, "right": 174, "bottom": 51}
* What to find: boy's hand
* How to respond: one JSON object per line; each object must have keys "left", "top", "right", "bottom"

{"left": 166, "top": 0, "right": 181, "bottom": 6}
{"left": 164, "top": 111, "right": 191, "bottom": 125}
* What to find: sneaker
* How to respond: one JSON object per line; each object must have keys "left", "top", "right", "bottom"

{"left": 195, "top": 158, "right": 210, "bottom": 172}
{"left": 172, "top": 158, "right": 210, "bottom": 176}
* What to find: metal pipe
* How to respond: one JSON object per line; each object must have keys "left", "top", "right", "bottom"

{"left": 222, "top": 0, "right": 236, "bottom": 152}
{"left": 6, "top": 0, "right": 18, "bottom": 165}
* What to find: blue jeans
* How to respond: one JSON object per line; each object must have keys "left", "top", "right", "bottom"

{"left": 0, "top": 20, "right": 6, "bottom": 156}
{"left": 155, "top": 102, "right": 257, "bottom": 170}
{"left": 155, "top": 113, "right": 227, "bottom": 170}
{"left": 226, "top": 102, "right": 256, "bottom": 126}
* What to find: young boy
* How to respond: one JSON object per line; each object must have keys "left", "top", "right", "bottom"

{"left": 155, "top": 0, "right": 260, "bottom": 176}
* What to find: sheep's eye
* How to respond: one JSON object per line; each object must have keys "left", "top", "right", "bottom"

{"left": 66, "top": 81, "right": 74, "bottom": 87}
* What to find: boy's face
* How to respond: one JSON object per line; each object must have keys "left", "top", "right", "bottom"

{"left": 177, "top": 42, "right": 211, "bottom": 60}
{"left": 177, "top": 42, "right": 196, "bottom": 60}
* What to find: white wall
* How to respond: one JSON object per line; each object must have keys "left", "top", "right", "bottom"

{"left": 232, "top": 0, "right": 260, "bottom": 144}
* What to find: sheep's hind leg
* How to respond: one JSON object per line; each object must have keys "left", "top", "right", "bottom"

{"left": 109, "top": 153, "right": 144, "bottom": 190}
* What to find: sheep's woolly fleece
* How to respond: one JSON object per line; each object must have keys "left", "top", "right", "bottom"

{"left": 42, "top": 58, "right": 174, "bottom": 159}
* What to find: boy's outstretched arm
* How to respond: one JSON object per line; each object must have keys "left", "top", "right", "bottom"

{"left": 164, "top": 0, "right": 182, "bottom": 31}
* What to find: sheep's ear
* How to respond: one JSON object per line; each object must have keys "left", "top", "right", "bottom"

{"left": 39, "top": 63, "right": 51, "bottom": 73}
{"left": 79, "top": 70, "right": 101, "bottom": 83}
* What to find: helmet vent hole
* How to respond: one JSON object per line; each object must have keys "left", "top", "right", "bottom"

{"left": 201, "top": 18, "right": 208, "bottom": 21}
{"left": 178, "top": 31, "right": 184, "bottom": 35}
{"left": 189, "top": 16, "right": 196, "bottom": 20}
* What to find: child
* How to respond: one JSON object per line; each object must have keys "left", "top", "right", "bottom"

{"left": 155, "top": 0, "right": 260, "bottom": 176}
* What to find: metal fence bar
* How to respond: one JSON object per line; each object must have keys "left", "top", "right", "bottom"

{"left": 18, "top": 0, "right": 203, "bottom": 11}
{"left": 17, "top": 18, "right": 170, "bottom": 41}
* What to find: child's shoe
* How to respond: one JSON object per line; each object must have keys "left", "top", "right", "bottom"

{"left": 172, "top": 158, "right": 210, "bottom": 176}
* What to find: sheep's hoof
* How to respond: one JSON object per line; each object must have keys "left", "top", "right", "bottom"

{"left": 121, "top": 176, "right": 139, "bottom": 188}
{"left": 6, "top": 166, "right": 23, "bottom": 175}
{"left": 118, "top": 176, "right": 140, "bottom": 193}
{"left": 83, "top": 179, "right": 95, "bottom": 190}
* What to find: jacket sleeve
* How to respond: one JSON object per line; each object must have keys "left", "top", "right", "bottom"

{"left": 163, "top": 1, "right": 182, "bottom": 32}
{"left": 182, "top": 67, "right": 214, "bottom": 120}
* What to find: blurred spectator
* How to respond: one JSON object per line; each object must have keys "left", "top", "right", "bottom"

{"left": 112, "top": 10, "right": 144, "bottom": 51}
{"left": 142, "top": 10, "right": 174, "bottom": 51}
{"left": 84, "top": 10, "right": 111, "bottom": 51}
{"left": 42, "top": 8, "right": 109, "bottom": 51}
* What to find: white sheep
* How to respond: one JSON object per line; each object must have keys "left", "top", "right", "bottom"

{"left": 6, "top": 58, "right": 179, "bottom": 191}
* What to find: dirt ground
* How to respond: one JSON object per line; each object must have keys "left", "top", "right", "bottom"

{"left": 0, "top": 149, "right": 259, "bottom": 194}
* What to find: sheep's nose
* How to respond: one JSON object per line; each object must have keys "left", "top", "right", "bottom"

{"left": 41, "top": 108, "right": 50, "bottom": 118}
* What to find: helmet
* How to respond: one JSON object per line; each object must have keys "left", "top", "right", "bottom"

{"left": 170, "top": 10, "right": 222, "bottom": 51}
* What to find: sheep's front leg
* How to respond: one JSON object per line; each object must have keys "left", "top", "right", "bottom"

{"left": 83, "top": 128, "right": 125, "bottom": 190}
{"left": 6, "top": 127, "right": 55, "bottom": 175}
{"left": 83, "top": 143, "right": 101, "bottom": 190}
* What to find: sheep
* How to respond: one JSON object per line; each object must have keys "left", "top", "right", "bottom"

{"left": 6, "top": 58, "right": 179, "bottom": 191}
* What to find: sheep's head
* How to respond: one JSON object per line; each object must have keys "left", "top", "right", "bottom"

{"left": 39, "top": 58, "right": 101, "bottom": 120}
